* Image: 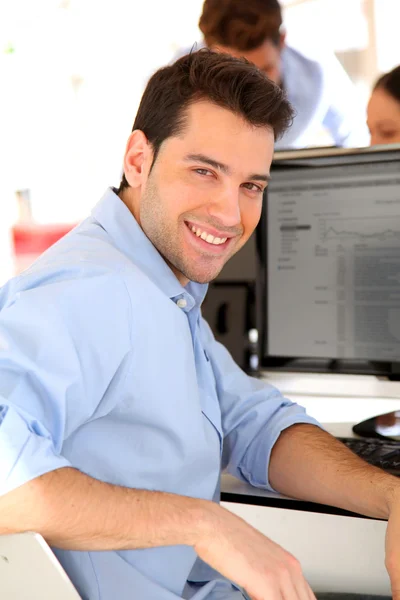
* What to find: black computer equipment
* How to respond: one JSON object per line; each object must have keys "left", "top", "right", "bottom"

{"left": 257, "top": 145, "right": 400, "bottom": 379}
{"left": 343, "top": 410, "right": 400, "bottom": 476}
{"left": 338, "top": 435, "right": 400, "bottom": 476}
{"left": 352, "top": 409, "right": 400, "bottom": 440}
{"left": 201, "top": 234, "right": 258, "bottom": 370}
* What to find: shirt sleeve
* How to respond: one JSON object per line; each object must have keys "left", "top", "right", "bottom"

{"left": 321, "top": 54, "right": 370, "bottom": 148}
{"left": 200, "top": 319, "right": 323, "bottom": 492}
{"left": 0, "top": 270, "right": 132, "bottom": 495}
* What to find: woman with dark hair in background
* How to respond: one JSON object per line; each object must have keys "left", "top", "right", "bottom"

{"left": 367, "top": 65, "right": 400, "bottom": 145}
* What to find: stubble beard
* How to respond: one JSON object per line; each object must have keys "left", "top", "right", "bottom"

{"left": 139, "top": 178, "right": 226, "bottom": 285}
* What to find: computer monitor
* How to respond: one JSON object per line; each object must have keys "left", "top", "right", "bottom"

{"left": 257, "top": 145, "right": 400, "bottom": 378}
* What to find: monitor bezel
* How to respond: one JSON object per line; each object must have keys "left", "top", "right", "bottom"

{"left": 256, "top": 145, "right": 400, "bottom": 379}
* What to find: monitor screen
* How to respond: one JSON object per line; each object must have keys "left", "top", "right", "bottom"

{"left": 258, "top": 146, "right": 400, "bottom": 376}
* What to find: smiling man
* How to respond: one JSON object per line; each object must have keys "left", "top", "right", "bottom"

{"left": 119, "top": 100, "right": 273, "bottom": 286}
{"left": 0, "top": 50, "right": 400, "bottom": 600}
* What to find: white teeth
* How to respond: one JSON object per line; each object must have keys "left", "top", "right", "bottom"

{"left": 188, "top": 223, "right": 228, "bottom": 245}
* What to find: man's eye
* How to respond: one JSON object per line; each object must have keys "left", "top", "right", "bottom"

{"left": 242, "top": 182, "right": 264, "bottom": 193}
{"left": 195, "top": 168, "right": 212, "bottom": 176}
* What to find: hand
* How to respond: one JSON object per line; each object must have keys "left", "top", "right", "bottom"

{"left": 385, "top": 499, "right": 400, "bottom": 600}
{"left": 195, "top": 503, "right": 316, "bottom": 600}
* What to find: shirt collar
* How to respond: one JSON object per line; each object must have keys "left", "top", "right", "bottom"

{"left": 91, "top": 188, "right": 208, "bottom": 310}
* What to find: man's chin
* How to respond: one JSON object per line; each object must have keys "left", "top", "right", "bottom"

{"left": 186, "top": 266, "right": 225, "bottom": 285}
{"left": 172, "top": 253, "right": 230, "bottom": 285}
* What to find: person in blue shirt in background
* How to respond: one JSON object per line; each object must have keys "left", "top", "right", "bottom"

{"left": 180, "top": 0, "right": 369, "bottom": 150}
{"left": 0, "top": 50, "right": 398, "bottom": 600}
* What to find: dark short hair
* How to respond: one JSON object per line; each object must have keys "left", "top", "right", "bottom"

{"left": 374, "top": 65, "right": 400, "bottom": 104}
{"left": 118, "top": 49, "right": 293, "bottom": 192}
{"left": 199, "top": 0, "right": 283, "bottom": 51}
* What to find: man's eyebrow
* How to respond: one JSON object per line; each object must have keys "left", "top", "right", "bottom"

{"left": 248, "top": 172, "right": 271, "bottom": 183}
{"left": 184, "top": 153, "right": 230, "bottom": 175}
{"left": 184, "top": 153, "right": 271, "bottom": 182}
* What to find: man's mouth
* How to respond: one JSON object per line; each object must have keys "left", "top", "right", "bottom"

{"left": 186, "top": 222, "right": 228, "bottom": 246}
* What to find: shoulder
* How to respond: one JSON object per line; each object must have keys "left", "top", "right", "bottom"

{"left": 282, "top": 44, "right": 324, "bottom": 79}
{"left": 0, "top": 224, "right": 133, "bottom": 328}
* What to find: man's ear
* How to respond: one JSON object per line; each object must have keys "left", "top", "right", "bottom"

{"left": 123, "top": 130, "right": 153, "bottom": 188}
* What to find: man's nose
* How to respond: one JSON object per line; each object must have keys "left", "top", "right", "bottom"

{"left": 207, "top": 188, "right": 242, "bottom": 228}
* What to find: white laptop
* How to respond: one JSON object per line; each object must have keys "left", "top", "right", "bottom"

{"left": 0, "top": 532, "right": 81, "bottom": 599}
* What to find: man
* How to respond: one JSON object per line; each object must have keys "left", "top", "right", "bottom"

{"left": 182, "top": 0, "right": 369, "bottom": 150}
{"left": 0, "top": 50, "right": 398, "bottom": 600}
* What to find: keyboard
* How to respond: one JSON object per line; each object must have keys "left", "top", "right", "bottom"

{"left": 338, "top": 436, "right": 400, "bottom": 476}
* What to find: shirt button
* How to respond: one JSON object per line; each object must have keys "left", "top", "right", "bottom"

{"left": 176, "top": 298, "right": 187, "bottom": 309}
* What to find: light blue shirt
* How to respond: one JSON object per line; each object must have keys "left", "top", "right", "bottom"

{"left": 0, "top": 189, "right": 320, "bottom": 599}
{"left": 276, "top": 46, "right": 369, "bottom": 150}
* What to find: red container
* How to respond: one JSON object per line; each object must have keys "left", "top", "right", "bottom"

{"left": 12, "top": 223, "right": 76, "bottom": 273}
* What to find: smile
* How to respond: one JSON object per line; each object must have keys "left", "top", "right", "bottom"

{"left": 185, "top": 223, "right": 228, "bottom": 246}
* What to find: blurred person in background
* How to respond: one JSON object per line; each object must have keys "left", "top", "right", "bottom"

{"left": 178, "top": 0, "right": 369, "bottom": 150}
{"left": 367, "top": 65, "right": 400, "bottom": 146}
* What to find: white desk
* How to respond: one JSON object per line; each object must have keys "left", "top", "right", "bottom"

{"left": 221, "top": 372, "right": 400, "bottom": 595}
